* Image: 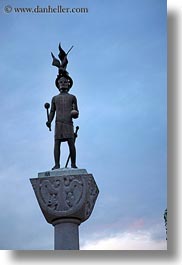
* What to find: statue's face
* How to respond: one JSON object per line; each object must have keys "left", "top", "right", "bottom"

{"left": 58, "top": 77, "right": 69, "bottom": 91}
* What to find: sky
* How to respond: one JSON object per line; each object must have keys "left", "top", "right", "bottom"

{"left": 0, "top": 0, "right": 167, "bottom": 250}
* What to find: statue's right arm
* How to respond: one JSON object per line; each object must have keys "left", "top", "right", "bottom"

{"left": 49, "top": 97, "right": 56, "bottom": 123}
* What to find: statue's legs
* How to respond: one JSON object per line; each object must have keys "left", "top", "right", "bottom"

{"left": 52, "top": 139, "right": 61, "bottom": 170}
{"left": 67, "top": 138, "right": 77, "bottom": 168}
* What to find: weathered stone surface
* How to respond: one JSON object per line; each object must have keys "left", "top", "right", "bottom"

{"left": 30, "top": 169, "right": 99, "bottom": 224}
{"left": 53, "top": 219, "right": 80, "bottom": 250}
{"left": 38, "top": 168, "right": 88, "bottom": 178}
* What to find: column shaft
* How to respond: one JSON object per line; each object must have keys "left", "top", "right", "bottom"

{"left": 54, "top": 219, "right": 80, "bottom": 250}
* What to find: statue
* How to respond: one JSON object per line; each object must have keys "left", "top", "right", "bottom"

{"left": 30, "top": 43, "right": 99, "bottom": 251}
{"left": 45, "top": 43, "right": 79, "bottom": 170}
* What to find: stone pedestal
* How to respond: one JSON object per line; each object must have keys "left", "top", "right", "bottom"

{"left": 30, "top": 168, "right": 99, "bottom": 250}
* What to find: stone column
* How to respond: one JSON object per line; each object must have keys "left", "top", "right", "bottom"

{"left": 53, "top": 218, "right": 80, "bottom": 250}
{"left": 30, "top": 168, "right": 99, "bottom": 250}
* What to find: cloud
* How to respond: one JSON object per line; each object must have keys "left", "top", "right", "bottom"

{"left": 81, "top": 230, "right": 167, "bottom": 250}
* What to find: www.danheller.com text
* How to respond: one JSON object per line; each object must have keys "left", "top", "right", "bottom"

{"left": 4, "top": 5, "right": 89, "bottom": 14}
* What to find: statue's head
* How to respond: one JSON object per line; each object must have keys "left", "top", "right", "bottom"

{"left": 55, "top": 74, "right": 73, "bottom": 91}
{"left": 57, "top": 76, "right": 69, "bottom": 92}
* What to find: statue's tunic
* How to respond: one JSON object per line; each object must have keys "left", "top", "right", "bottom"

{"left": 50, "top": 92, "right": 78, "bottom": 140}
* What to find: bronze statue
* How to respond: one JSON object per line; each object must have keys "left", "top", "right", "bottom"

{"left": 45, "top": 43, "right": 79, "bottom": 170}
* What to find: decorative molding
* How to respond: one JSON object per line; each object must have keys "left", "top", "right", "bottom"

{"left": 30, "top": 173, "right": 99, "bottom": 224}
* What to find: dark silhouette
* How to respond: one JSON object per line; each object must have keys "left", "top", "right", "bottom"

{"left": 46, "top": 77, "right": 79, "bottom": 170}
{"left": 45, "top": 43, "right": 79, "bottom": 170}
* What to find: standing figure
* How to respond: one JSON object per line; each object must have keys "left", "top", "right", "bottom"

{"left": 46, "top": 76, "right": 79, "bottom": 170}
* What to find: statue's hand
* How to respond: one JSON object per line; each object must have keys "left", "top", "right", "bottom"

{"left": 46, "top": 121, "right": 51, "bottom": 128}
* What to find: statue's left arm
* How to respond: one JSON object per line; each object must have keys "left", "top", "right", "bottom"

{"left": 73, "top": 96, "right": 79, "bottom": 112}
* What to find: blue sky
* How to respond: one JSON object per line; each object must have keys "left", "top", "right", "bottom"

{"left": 0, "top": 0, "right": 167, "bottom": 249}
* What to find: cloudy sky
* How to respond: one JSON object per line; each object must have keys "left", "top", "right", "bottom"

{"left": 0, "top": 0, "right": 167, "bottom": 250}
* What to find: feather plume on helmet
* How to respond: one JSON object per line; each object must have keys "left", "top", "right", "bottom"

{"left": 51, "top": 43, "right": 74, "bottom": 89}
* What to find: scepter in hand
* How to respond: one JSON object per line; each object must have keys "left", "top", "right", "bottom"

{"left": 44, "top": 102, "right": 51, "bottom": 131}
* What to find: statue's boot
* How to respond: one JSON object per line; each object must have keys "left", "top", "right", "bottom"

{"left": 52, "top": 164, "right": 60, "bottom": 170}
{"left": 71, "top": 152, "right": 77, "bottom": 168}
{"left": 71, "top": 163, "right": 77, "bottom": 168}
